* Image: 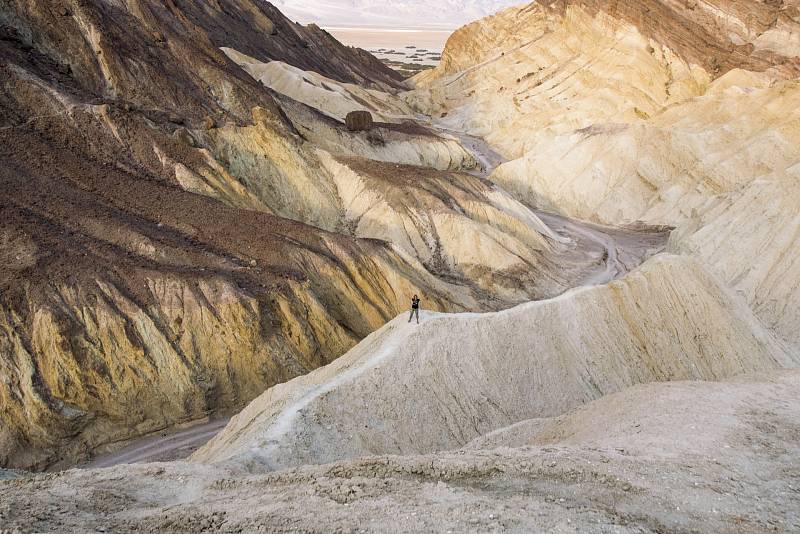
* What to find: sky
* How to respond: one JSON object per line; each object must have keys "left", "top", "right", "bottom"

{"left": 272, "top": 0, "right": 525, "bottom": 30}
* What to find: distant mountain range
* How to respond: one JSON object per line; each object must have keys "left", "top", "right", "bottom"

{"left": 272, "top": 0, "right": 525, "bottom": 29}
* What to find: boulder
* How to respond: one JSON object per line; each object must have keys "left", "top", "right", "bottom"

{"left": 345, "top": 110, "right": 373, "bottom": 132}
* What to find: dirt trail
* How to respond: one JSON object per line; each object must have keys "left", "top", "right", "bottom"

{"left": 443, "top": 127, "right": 669, "bottom": 286}
{"left": 79, "top": 419, "right": 231, "bottom": 469}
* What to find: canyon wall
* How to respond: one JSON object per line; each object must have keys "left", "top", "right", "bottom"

{"left": 192, "top": 0, "right": 800, "bottom": 475}
{"left": 410, "top": 0, "right": 800, "bottom": 351}
{"left": 0, "top": 0, "right": 614, "bottom": 469}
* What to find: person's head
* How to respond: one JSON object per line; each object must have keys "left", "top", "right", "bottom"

{"left": 413, "top": 294, "right": 418, "bottom": 299}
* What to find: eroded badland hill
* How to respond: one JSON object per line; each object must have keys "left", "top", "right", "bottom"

{"left": 1, "top": 0, "right": 799, "bottom": 532}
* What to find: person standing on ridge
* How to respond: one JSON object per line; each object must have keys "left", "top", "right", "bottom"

{"left": 408, "top": 294, "right": 421, "bottom": 324}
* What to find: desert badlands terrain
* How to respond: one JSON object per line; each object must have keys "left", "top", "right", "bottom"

{"left": 1, "top": 0, "right": 799, "bottom": 532}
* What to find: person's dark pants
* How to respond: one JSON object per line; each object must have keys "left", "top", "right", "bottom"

{"left": 408, "top": 308, "right": 419, "bottom": 323}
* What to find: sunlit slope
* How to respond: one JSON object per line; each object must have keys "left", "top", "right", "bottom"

{"left": 408, "top": 0, "right": 800, "bottom": 350}
{"left": 195, "top": 255, "right": 794, "bottom": 470}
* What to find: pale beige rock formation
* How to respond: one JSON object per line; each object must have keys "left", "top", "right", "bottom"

{"left": 212, "top": 49, "right": 631, "bottom": 304}
{"left": 409, "top": 0, "right": 800, "bottom": 352}
{"left": 488, "top": 73, "right": 800, "bottom": 228}
{"left": 223, "top": 48, "right": 414, "bottom": 123}
{"left": 277, "top": 95, "right": 480, "bottom": 172}
{"left": 409, "top": 5, "right": 710, "bottom": 157}
{"left": 194, "top": 255, "right": 795, "bottom": 470}
{"left": 4, "top": 369, "right": 799, "bottom": 532}
{"left": 670, "top": 177, "right": 800, "bottom": 349}
{"left": 318, "top": 153, "right": 582, "bottom": 301}
{"left": 223, "top": 47, "right": 484, "bottom": 172}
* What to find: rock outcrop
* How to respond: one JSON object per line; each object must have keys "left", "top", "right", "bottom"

{"left": 430, "top": 0, "right": 800, "bottom": 81}
{"left": 225, "top": 50, "right": 481, "bottom": 171}
{"left": 222, "top": 48, "right": 413, "bottom": 122}
{"left": 411, "top": 1, "right": 800, "bottom": 158}
{"left": 277, "top": 94, "right": 480, "bottom": 171}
